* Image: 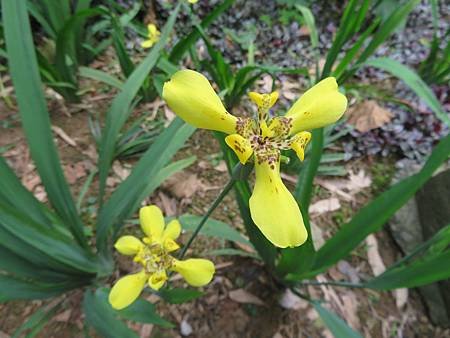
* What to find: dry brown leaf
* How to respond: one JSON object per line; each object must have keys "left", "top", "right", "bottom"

{"left": 52, "top": 125, "right": 77, "bottom": 147}
{"left": 112, "top": 161, "right": 131, "bottom": 181}
{"left": 164, "top": 106, "right": 176, "bottom": 126}
{"left": 347, "top": 169, "right": 372, "bottom": 193}
{"left": 340, "top": 293, "right": 360, "bottom": 330}
{"left": 164, "top": 172, "right": 206, "bottom": 200}
{"left": 229, "top": 289, "right": 266, "bottom": 306}
{"left": 64, "top": 162, "right": 87, "bottom": 184}
{"left": 54, "top": 309, "right": 72, "bottom": 322}
{"left": 309, "top": 197, "right": 341, "bottom": 215}
{"left": 299, "top": 25, "right": 310, "bottom": 37}
{"left": 158, "top": 191, "right": 177, "bottom": 217}
{"left": 366, "top": 235, "right": 385, "bottom": 276}
{"left": 278, "top": 289, "right": 308, "bottom": 310}
{"left": 346, "top": 100, "right": 393, "bottom": 132}
{"left": 214, "top": 160, "right": 228, "bottom": 172}
{"left": 310, "top": 222, "right": 325, "bottom": 249}
{"left": 394, "top": 288, "right": 408, "bottom": 309}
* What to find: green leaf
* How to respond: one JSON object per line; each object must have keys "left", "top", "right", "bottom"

{"left": 83, "top": 289, "right": 139, "bottom": 338}
{"left": 157, "top": 288, "right": 203, "bottom": 304}
{"left": 207, "top": 248, "right": 259, "bottom": 259}
{"left": 0, "top": 203, "right": 99, "bottom": 274}
{"left": 364, "top": 250, "right": 450, "bottom": 290}
{"left": 96, "top": 119, "right": 195, "bottom": 254}
{"left": 94, "top": 288, "right": 173, "bottom": 328}
{"left": 364, "top": 57, "right": 450, "bottom": 126}
{"left": 0, "top": 157, "right": 50, "bottom": 226}
{"left": 79, "top": 66, "right": 123, "bottom": 89}
{"left": 309, "top": 133, "right": 450, "bottom": 277}
{"left": 356, "top": 0, "right": 420, "bottom": 65}
{"left": 178, "top": 214, "right": 252, "bottom": 246}
{"left": 98, "top": 4, "right": 180, "bottom": 201}
{"left": 0, "top": 275, "right": 85, "bottom": 302}
{"left": 312, "top": 301, "right": 364, "bottom": 338}
{"left": 12, "top": 301, "right": 62, "bottom": 338}
{"left": 169, "top": 0, "right": 235, "bottom": 63}
{"left": 2, "top": 0, "right": 89, "bottom": 248}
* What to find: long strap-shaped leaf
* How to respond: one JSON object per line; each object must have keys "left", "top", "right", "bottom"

{"left": 364, "top": 57, "right": 450, "bottom": 127}
{"left": 2, "top": 0, "right": 89, "bottom": 249}
{"left": 309, "top": 133, "right": 450, "bottom": 276}
{"left": 96, "top": 118, "right": 195, "bottom": 255}
{"left": 97, "top": 4, "right": 180, "bottom": 202}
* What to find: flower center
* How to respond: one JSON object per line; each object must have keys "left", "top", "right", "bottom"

{"left": 134, "top": 244, "right": 173, "bottom": 274}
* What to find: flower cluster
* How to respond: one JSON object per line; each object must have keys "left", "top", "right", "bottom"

{"left": 141, "top": 24, "right": 160, "bottom": 49}
{"left": 109, "top": 205, "right": 215, "bottom": 310}
{"left": 163, "top": 70, "right": 347, "bottom": 248}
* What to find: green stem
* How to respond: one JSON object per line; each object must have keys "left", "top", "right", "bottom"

{"left": 298, "top": 280, "right": 365, "bottom": 289}
{"left": 178, "top": 163, "right": 244, "bottom": 259}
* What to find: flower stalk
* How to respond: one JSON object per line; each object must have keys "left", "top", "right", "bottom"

{"left": 178, "top": 162, "right": 252, "bottom": 259}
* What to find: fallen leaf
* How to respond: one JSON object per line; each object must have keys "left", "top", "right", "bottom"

{"left": 214, "top": 160, "right": 228, "bottom": 172}
{"left": 180, "top": 317, "right": 193, "bottom": 336}
{"left": 164, "top": 105, "right": 176, "bottom": 126}
{"left": 278, "top": 289, "right": 308, "bottom": 310}
{"left": 229, "top": 289, "right": 266, "bottom": 306}
{"left": 64, "top": 162, "right": 87, "bottom": 184}
{"left": 394, "top": 288, "right": 408, "bottom": 309}
{"left": 158, "top": 191, "right": 177, "bottom": 216}
{"left": 140, "top": 324, "right": 154, "bottom": 338}
{"left": 112, "top": 161, "right": 130, "bottom": 181}
{"left": 347, "top": 169, "right": 372, "bottom": 193}
{"left": 52, "top": 125, "right": 77, "bottom": 147}
{"left": 337, "top": 260, "right": 360, "bottom": 283}
{"left": 366, "top": 235, "right": 385, "bottom": 276}
{"left": 54, "top": 309, "right": 72, "bottom": 322}
{"left": 299, "top": 25, "right": 310, "bottom": 37}
{"left": 311, "top": 222, "right": 325, "bottom": 249}
{"left": 309, "top": 197, "right": 341, "bottom": 214}
{"left": 346, "top": 100, "right": 393, "bottom": 132}
{"left": 164, "top": 173, "right": 206, "bottom": 200}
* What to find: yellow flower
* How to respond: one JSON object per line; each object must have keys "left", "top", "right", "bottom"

{"left": 141, "top": 24, "right": 160, "bottom": 49}
{"left": 188, "top": 0, "right": 198, "bottom": 3}
{"left": 108, "top": 205, "right": 215, "bottom": 310}
{"left": 163, "top": 70, "right": 347, "bottom": 248}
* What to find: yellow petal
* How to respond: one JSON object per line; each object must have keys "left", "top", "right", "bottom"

{"left": 248, "top": 91, "right": 279, "bottom": 110}
{"left": 171, "top": 258, "right": 215, "bottom": 287}
{"left": 108, "top": 270, "right": 148, "bottom": 310}
{"left": 290, "top": 131, "right": 312, "bottom": 161}
{"left": 249, "top": 160, "right": 307, "bottom": 248}
{"left": 188, "top": 0, "right": 198, "bottom": 3}
{"left": 141, "top": 39, "right": 154, "bottom": 49}
{"left": 285, "top": 77, "right": 347, "bottom": 134}
{"left": 163, "top": 219, "right": 181, "bottom": 241}
{"left": 148, "top": 270, "right": 167, "bottom": 290}
{"left": 139, "top": 205, "right": 164, "bottom": 242}
{"left": 163, "top": 238, "right": 180, "bottom": 252}
{"left": 163, "top": 70, "right": 237, "bottom": 134}
{"left": 225, "top": 134, "right": 254, "bottom": 164}
{"left": 147, "top": 23, "right": 158, "bottom": 36}
{"left": 114, "top": 236, "right": 144, "bottom": 255}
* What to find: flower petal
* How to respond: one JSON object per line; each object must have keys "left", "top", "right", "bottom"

{"left": 162, "top": 219, "right": 181, "bottom": 241}
{"left": 248, "top": 91, "right": 279, "bottom": 110}
{"left": 163, "top": 70, "right": 237, "bottom": 134}
{"left": 171, "top": 258, "right": 215, "bottom": 287}
{"left": 141, "top": 39, "right": 154, "bottom": 49}
{"left": 249, "top": 160, "right": 307, "bottom": 248}
{"left": 290, "top": 131, "right": 312, "bottom": 161}
{"left": 148, "top": 270, "right": 167, "bottom": 290}
{"left": 114, "top": 236, "right": 144, "bottom": 255}
{"left": 225, "top": 134, "right": 254, "bottom": 164}
{"left": 108, "top": 270, "right": 148, "bottom": 310}
{"left": 285, "top": 77, "right": 347, "bottom": 134}
{"left": 139, "top": 205, "right": 164, "bottom": 242}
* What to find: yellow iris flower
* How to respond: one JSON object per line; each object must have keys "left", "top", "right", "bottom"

{"left": 141, "top": 24, "right": 160, "bottom": 49}
{"left": 108, "top": 205, "right": 215, "bottom": 310}
{"left": 162, "top": 70, "right": 347, "bottom": 248}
